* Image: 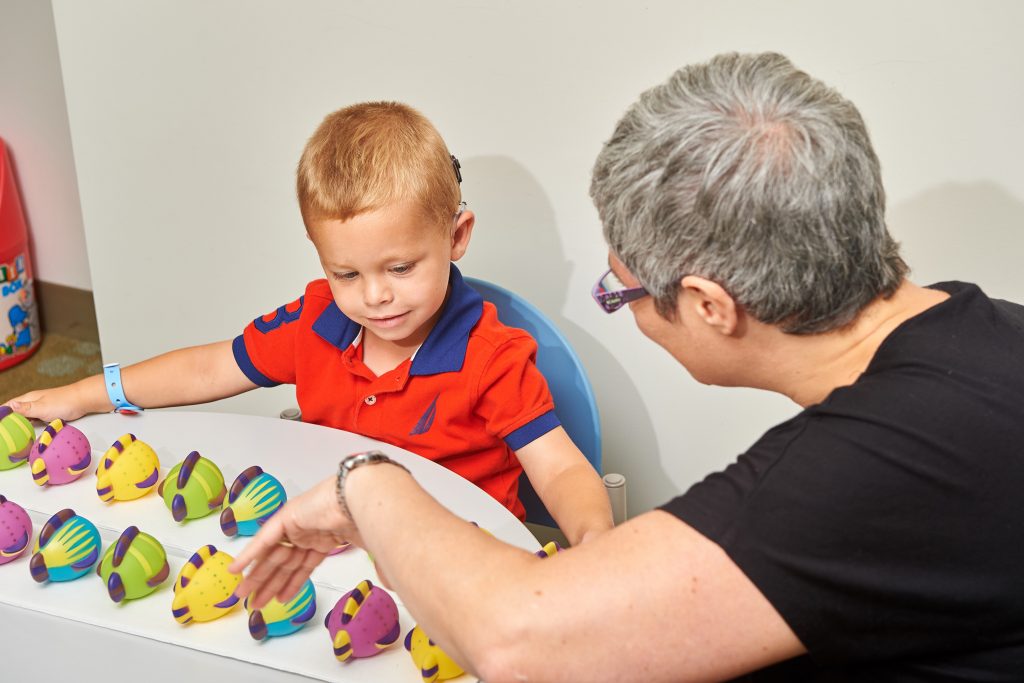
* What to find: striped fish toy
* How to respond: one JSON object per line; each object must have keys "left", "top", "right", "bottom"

{"left": 96, "top": 526, "right": 169, "bottom": 602}
{"left": 0, "top": 495, "right": 32, "bottom": 565}
{"left": 96, "top": 433, "right": 161, "bottom": 502}
{"left": 245, "top": 577, "right": 317, "bottom": 640}
{"left": 0, "top": 406, "right": 33, "bottom": 470}
{"left": 404, "top": 624, "right": 464, "bottom": 683}
{"left": 220, "top": 465, "right": 286, "bottom": 537}
{"left": 29, "top": 508, "right": 101, "bottom": 582}
{"left": 28, "top": 419, "right": 91, "bottom": 486}
{"left": 170, "top": 544, "right": 241, "bottom": 623}
{"left": 325, "top": 579, "right": 401, "bottom": 662}
{"left": 159, "top": 451, "right": 226, "bottom": 522}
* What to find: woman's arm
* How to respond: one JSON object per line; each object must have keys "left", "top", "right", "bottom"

{"left": 232, "top": 463, "right": 805, "bottom": 683}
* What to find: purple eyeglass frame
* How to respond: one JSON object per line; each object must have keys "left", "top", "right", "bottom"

{"left": 592, "top": 268, "right": 649, "bottom": 313}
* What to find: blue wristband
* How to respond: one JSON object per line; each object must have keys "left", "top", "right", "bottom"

{"left": 103, "top": 363, "right": 143, "bottom": 414}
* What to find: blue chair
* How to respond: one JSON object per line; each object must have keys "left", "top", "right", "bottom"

{"left": 464, "top": 277, "right": 602, "bottom": 528}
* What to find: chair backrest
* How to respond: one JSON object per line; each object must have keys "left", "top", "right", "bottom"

{"left": 464, "top": 277, "right": 602, "bottom": 527}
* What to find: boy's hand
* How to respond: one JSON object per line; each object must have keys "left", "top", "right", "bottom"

{"left": 6, "top": 381, "right": 105, "bottom": 423}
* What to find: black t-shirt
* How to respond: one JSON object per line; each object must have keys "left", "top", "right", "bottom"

{"left": 661, "top": 283, "right": 1024, "bottom": 682}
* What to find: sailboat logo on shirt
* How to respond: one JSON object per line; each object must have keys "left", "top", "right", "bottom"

{"left": 409, "top": 394, "right": 439, "bottom": 436}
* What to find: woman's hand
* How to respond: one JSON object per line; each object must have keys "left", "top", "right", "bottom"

{"left": 230, "top": 475, "right": 358, "bottom": 608}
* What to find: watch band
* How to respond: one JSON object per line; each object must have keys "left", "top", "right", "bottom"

{"left": 102, "top": 363, "right": 143, "bottom": 414}
{"left": 336, "top": 450, "right": 409, "bottom": 520}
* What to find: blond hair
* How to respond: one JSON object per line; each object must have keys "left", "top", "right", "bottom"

{"left": 297, "top": 102, "right": 461, "bottom": 228}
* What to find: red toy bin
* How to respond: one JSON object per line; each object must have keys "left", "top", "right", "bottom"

{"left": 0, "top": 138, "right": 41, "bottom": 371}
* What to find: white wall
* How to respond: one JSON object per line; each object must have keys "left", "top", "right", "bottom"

{"left": 0, "top": 0, "right": 90, "bottom": 289}
{"left": 48, "top": 0, "right": 1024, "bottom": 517}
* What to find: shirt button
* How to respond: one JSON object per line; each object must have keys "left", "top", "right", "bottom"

{"left": 364, "top": 395, "right": 377, "bottom": 406}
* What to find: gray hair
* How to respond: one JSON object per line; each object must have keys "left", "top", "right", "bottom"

{"left": 590, "top": 52, "right": 907, "bottom": 333}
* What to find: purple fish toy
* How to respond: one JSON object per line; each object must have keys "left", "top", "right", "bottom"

{"left": 29, "top": 419, "right": 92, "bottom": 486}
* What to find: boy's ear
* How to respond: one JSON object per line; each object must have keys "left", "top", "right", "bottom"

{"left": 680, "top": 275, "right": 740, "bottom": 336}
{"left": 450, "top": 210, "right": 475, "bottom": 261}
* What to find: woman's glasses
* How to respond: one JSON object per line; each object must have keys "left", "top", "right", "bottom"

{"left": 592, "top": 268, "right": 649, "bottom": 313}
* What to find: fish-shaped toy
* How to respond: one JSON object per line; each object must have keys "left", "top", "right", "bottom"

{"left": 0, "top": 495, "right": 32, "bottom": 564}
{"left": 245, "top": 577, "right": 316, "bottom": 640}
{"left": 0, "top": 406, "right": 33, "bottom": 470}
{"left": 29, "top": 419, "right": 91, "bottom": 486}
{"left": 325, "top": 579, "right": 401, "bottom": 661}
{"left": 29, "top": 508, "right": 101, "bottom": 582}
{"left": 220, "top": 465, "right": 285, "bottom": 536}
{"left": 96, "top": 526, "right": 169, "bottom": 602}
{"left": 404, "top": 624, "right": 464, "bottom": 683}
{"left": 96, "top": 433, "right": 160, "bottom": 502}
{"left": 170, "top": 544, "right": 241, "bottom": 623}
{"left": 160, "top": 451, "right": 225, "bottom": 522}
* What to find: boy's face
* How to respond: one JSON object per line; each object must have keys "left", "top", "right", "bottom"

{"left": 307, "top": 200, "right": 474, "bottom": 352}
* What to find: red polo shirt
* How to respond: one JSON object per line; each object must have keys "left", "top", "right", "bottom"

{"left": 232, "top": 265, "right": 559, "bottom": 519}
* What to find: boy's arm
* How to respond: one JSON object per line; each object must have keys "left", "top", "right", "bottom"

{"left": 516, "top": 426, "right": 614, "bottom": 545}
{"left": 7, "top": 340, "right": 257, "bottom": 422}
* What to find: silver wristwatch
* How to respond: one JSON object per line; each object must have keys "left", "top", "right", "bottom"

{"left": 336, "top": 450, "right": 410, "bottom": 520}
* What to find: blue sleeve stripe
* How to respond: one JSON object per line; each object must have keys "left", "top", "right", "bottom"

{"left": 232, "top": 335, "right": 279, "bottom": 388}
{"left": 504, "top": 410, "right": 560, "bottom": 451}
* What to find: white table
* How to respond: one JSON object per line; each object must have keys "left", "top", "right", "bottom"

{"left": 0, "top": 411, "right": 538, "bottom": 682}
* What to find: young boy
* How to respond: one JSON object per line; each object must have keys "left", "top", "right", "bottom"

{"left": 7, "top": 102, "right": 612, "bottom": 545}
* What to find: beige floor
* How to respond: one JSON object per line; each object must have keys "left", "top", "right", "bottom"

{"left": 0, "top": 333, "right": 101, "bottom": 403}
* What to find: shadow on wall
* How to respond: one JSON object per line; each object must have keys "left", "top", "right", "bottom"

{"left": 889, "top": 182, "right": 1024, "bottom": 303}
{"left": 460, "top": 155, "right": 674, "bottom": 517}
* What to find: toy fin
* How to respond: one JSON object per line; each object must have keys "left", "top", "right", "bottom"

{"left": 219, "top": 507, "right": 238, "bottom": 536}
{"left": 96, "top": 472, "right": 114, "bottom": 502}
{"left": 293, "top": 592, "right": 317, "bottom": 624}
{"left": 341, "top": 580, "right": 371, "bottom": 624}
{"left": 136, "top": 467, "right": 159, "bottom": 489}
{"left": 209, "top": 483, "right": 226, "bottom": 509}
{"left": 177, "top": 451, "right": 201, "bottom": 489}
{"left": 71, "top": 545, "right": 99, "bottom": 570}
{"left": 29, "top": 552, "right": 49, "bottom": 583}
{"left": 31, "top": 456, "right": 49, "bottom": 485}
{"left": 248, "top": 609, "right": 268, "bottom": 641}
{"left": 148, "top": 560, "right": 170, "bottom": 588}
{"left": 67, "top": 451, "right": 92, "bottom": 476}
{"left": 213, "top": 593, "right": 240, "bottom": 609}
{"left": 171, "top": 593, "right": 193, "bottom": 624}
{"left": 112, "top": 526, "right": 139, "bottom": 568}
{"left": 376, "top": 621, "right": 401, "bottom": 648}
{"left": 1, "top": 530, "right": 28, "bottom": 557}
{"left": 172, "top": 494, "right": 188, "bottom": 522}
{"left": 36, "top": 419, "right": 63, "bottom": 454}
{"left": 38, "top": 508, "right": 75, "bottom": 546}
{"left": 421, "top": 653, "right": 440, "bottom": 683}
{"left": 107, "top": 572, "right": 126, "bottom": 603}
{"left": 333, "top": 629, "right": 353, "bottom": 662}
{"left": 229, "top": 465, "right": 265, "bottom": 504}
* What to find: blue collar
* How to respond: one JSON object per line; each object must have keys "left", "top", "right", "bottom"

{"left": 311, "top": 264, "right": 483, "bottom": 376}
